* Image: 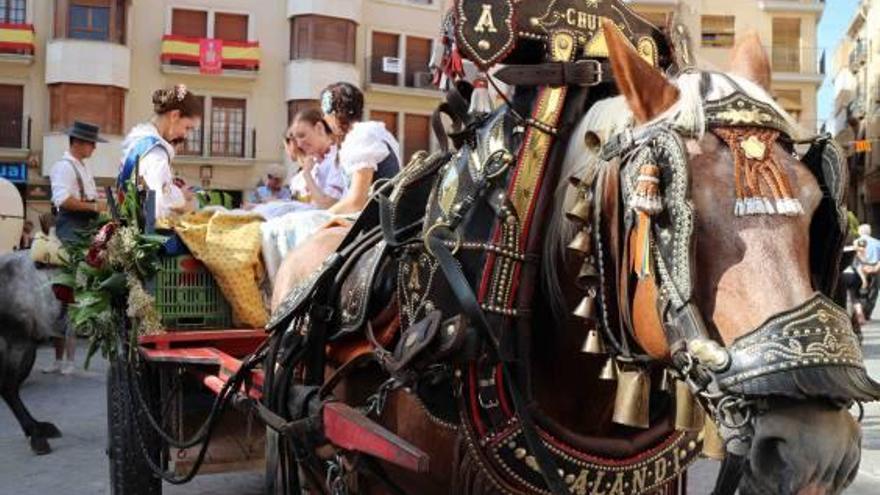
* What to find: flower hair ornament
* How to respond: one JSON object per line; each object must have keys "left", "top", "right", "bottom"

{"left": 321, "top": 90, "right": 334, "bottom": 116}
{"left": 174, "top": 84, "right": 188, "bottom": 101}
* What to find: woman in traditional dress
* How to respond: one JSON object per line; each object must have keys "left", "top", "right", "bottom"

{"left": 118, "top": 84, "right": 202, "bottom": 225}
{"left": 261, "top": 82, "right": 401, "bottom": 281}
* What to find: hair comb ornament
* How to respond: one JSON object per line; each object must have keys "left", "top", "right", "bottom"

{"left": 174, "top": 84, "right": 188, "bottom": 101}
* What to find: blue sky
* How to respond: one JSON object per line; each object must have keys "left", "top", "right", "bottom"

{"left": 817, "top": 0, "right": 859, "bottom": 127}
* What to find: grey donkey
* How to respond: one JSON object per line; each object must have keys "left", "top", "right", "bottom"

{"left": 0, "top": 251, "right": 65, "bottom": 454}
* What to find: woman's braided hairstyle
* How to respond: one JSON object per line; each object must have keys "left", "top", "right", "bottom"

{"left": 152, "top": 84, "right": 203, "bottom": 117}
{"left": 320, "top": 82, "right": 364, "bottom": 137}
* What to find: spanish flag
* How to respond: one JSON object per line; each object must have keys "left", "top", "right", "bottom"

{"left": 161, "top": 35, "right": 260, "bottom": 70}
{"left": 0, "top": 23, "right": 35, "bottom": 53}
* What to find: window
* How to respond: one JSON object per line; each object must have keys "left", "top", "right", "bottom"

{"left": 370, "top": 111, "right": 398, "bottom": 139}
{"left": 773, "top": 89, "right": 802, "bottom": 122}
{"left": 69, "top": 3, "right": 110, "bottom": 40}
{"left": 701, "top": 15, "right": 734, "bottom": 48}
{"left": 0, "top": 0, "right": 26, "bottom": 24}
{"left": 403, "top": 114, "right": 430, "bottom": 162}
{"left": 48, "top": 83, "right": 125, "bottom": 135}
{"left": 290, "top": 15, "right": 356, "bottom": 64}
{"left": 772, "top": 18, "right": 801, "bottom": 72}
{"left": 180, "top": 96, "right": 206, "bottom": 156}
{"left": 0, "top": 84, "right": 24, "bottom": 148}
{"left": 287, "top": 99, "right": 319, "bottom": 126}
{"left": 211, "top": 98, "right": 246, "bottom": 158}
{"left": 405, "top": 37, "right": 433, "bottom": 89}
{"left": 171, "top": 9, "right": 207, "bottom": 38}
{"left": 215, "top": 13, "right": 248, "bottom": 42}
{"left": 371, "top": 32, "right": 401, "bottom": 85}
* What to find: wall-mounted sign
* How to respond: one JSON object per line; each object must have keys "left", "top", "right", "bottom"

{"left": 382, "top": 56, "right": 402, "bottom": 74}
{"left": 0, "top": 162, "right": 27, "bottom": 184}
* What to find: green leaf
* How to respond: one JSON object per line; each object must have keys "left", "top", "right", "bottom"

{"left": 98, "top": 272, "right": 128, "bottom": 295}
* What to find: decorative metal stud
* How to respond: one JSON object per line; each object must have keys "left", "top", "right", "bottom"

{"left": 567, "top": 229, "right": 592, "bottom": 256}
{"left": 599, "top": 357, "right": 619, "bottom": 381}
{"left": 613, "top": 369, "right": 650, "bottom": 429}
{"left": 674, "top": 380, "right": 705, "bottom": 432}
{"left": 580, "top": 329, "right": 606, "bottom": 354}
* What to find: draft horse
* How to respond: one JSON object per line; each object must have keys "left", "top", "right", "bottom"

{"left": 266, "top": 19, "right": 878, "bottom": 495}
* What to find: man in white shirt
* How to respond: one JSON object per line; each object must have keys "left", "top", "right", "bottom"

{"left": 49, "top": 121, "right": 107, "bottom": 245}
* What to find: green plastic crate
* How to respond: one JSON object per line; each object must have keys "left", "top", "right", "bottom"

{"left": 151, "top": 255, "right": 232, "bottom": 330}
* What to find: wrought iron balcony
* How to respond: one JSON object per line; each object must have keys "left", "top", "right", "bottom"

{"left": 365, "top": 56, "right": 438, "bottom": 92}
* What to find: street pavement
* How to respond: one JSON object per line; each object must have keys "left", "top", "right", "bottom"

{"left": 2, "top": 325, "right": 880, "bottom": 494}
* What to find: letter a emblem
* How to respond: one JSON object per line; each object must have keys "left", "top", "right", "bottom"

{"left": 474, "top": 4, "right": 498, "bottom": 33}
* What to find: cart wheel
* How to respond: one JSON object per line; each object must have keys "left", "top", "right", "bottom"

{"left": 107, "top": 360, "right": 163, "bottom": 495}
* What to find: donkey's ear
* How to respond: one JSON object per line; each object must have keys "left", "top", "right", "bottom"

{"left": 729, "top": 31, "right": 771, "bottom": 91}
{"left": 603, "top": 20, "right": 679, "bottom": 124}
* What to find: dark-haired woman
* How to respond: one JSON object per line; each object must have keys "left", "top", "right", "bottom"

{"left": 321, "top": 82, "right": 400, "bottom": 214}
{"left": 118, "top": 84, "right": 202, "bottom": 224}
{"left": 261, "top": 83, "right": 400, "bottom": 281}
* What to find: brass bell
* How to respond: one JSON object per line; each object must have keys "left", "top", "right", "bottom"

{"left": 701, "top": 418, "right": 726, "bottom": 460}
{"left": 577, "top": 261, "right": 600, "bottom": 287}
{"left": 580, "top": 328, "right": 606, "bottom": 354}
{"left": 572, "top": 294, "right": 596, "bottom": 320}
{"left": 613, "top": 369, "right": 650, "bottom": 429}
{"left": 658, "top": 368, "right": 672, "bottom": 392}
{"left": 599, "top": 357, "right": 619, "bottom": 381}
{"left": 567, "top": 229, "right": 593, "bottom": 257}
{"left": 565, "top": 197, "right": 592, "bottom": 224}
{"left": 674, "top": 380, "right": 705, "bottom": 432}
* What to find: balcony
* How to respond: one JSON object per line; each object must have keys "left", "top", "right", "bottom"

{"left": 365, "top": 56, "right": 438, "bottom": 95}
{"left": 767, "top": 45, "right": 825, "bottom": 85}
{"left": 0, "top": 23, "right": 35, "bottom": 64}
{"left": 0, "top": 115, "right": 31, "bottom": 158}
{"left": 176, "top": 127, "right": 258, "bottom": 166}
{"left": 160, "top": 35, "right": 261, "bottom": 78}
{"left": 287, "top": 0, "right": 362, "bottom": 22}
{"left": 285, "top": 59, "right": 359, "bottom": 101}
{"left": 758, "top": 1, "right": 825, "bottom": 14}
{"left": 46, "top": 39, "right": 131, "bottom": 88}
{"left": 850, "top": 39, "right": 867, "bottom": 70}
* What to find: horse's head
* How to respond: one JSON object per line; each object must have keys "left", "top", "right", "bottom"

{"left": 545, "top": 23, "right": 878, "bottom": 495}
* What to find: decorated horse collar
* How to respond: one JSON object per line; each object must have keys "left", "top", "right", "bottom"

{"left": 703, "top": 92, "right": 795, "bottom": 139}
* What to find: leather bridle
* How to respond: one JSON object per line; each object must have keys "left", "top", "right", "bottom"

{"left": 597, "top": 74, "right": 880, "bottom": 493}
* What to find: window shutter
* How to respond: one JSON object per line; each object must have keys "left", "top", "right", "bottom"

{"left": 215, "top": 13, "right": 248, "bottom": 42}
{"left": 371, "top": 32, "right": 400, "bottom": 86}
{"left": 0, "top": 84, "right": 24, "bottom": 148}
{"left": 171, "top": 9, "right": 207, "bottom": 38}
{"left": 405, "top": 37, "right": 432, "bottom": 88}
{"left": 403, "top": 114, "right": 430, "bottom": 163}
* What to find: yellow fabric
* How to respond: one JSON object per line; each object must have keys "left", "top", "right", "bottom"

{"left": 174, "top": 211, "right": 267, "bottom": 328}
{"left": 222, "top": 45, "right": 260, "bottom": 61}
{"left": 0, "top": 26, "right": 34, "bottom": 44}
{"left": 161, "top": 39, "right": 200, "bottom": 57}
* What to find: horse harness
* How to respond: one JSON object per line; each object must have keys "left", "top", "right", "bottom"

{"left": 591, "top": 72, "right": 880, "bottom": 492}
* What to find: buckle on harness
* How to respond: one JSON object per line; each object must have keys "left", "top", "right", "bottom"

{"left": 575, "top": 60, "right": 603, "bottom": 87}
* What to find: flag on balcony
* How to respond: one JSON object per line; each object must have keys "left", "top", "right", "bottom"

{"left": 0, "top": 23, "right": 35, "bottom": 54}
{"left": 854, "top": 140, "right": 872, "bottom": 153}
{"left": 161, "top": 35, "right": 261, "bottom": 71}
{"left": 200, "top": 38, "right": 223, "bottom": 75}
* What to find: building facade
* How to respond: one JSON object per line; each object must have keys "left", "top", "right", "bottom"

{"left": 627, "top": 0, "right": 825, "bottom": 131}
{"left": 829, "top": 0, "right": 879, "bottom": 225}
{"left": 0, "top": 0, "right": 446, "bottom": 225}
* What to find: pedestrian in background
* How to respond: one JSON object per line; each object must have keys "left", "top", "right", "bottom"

{"left": 49, "top": 121, "right": 107, "bottom": 245}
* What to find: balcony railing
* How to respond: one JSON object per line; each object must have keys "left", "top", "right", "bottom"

{"left": 160, "top": 35, "right": 261, "bottom": 72}
{"left": 366, "top": 56, "right": 438, "bottom": 91}
{"left": 850, "top": 39, "right": 868, "bottom": 70}
{"left": 0, "top": 115, "right": 31, "bottom": 149}
{"left": 768, "top": 45, "right": 824, "bottom": 74}
{"left": 0, "top": 23, "right": 35, "bottom": 56}
{"left": 179, "top": 126, "right": 257, "bottom": 160}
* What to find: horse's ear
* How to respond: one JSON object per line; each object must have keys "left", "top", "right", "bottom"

{"left": 729, "top": 31, "right": 771, "bottom": 91}
{"left": 603, "top": 20, "right": 679, "bottom": 124}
